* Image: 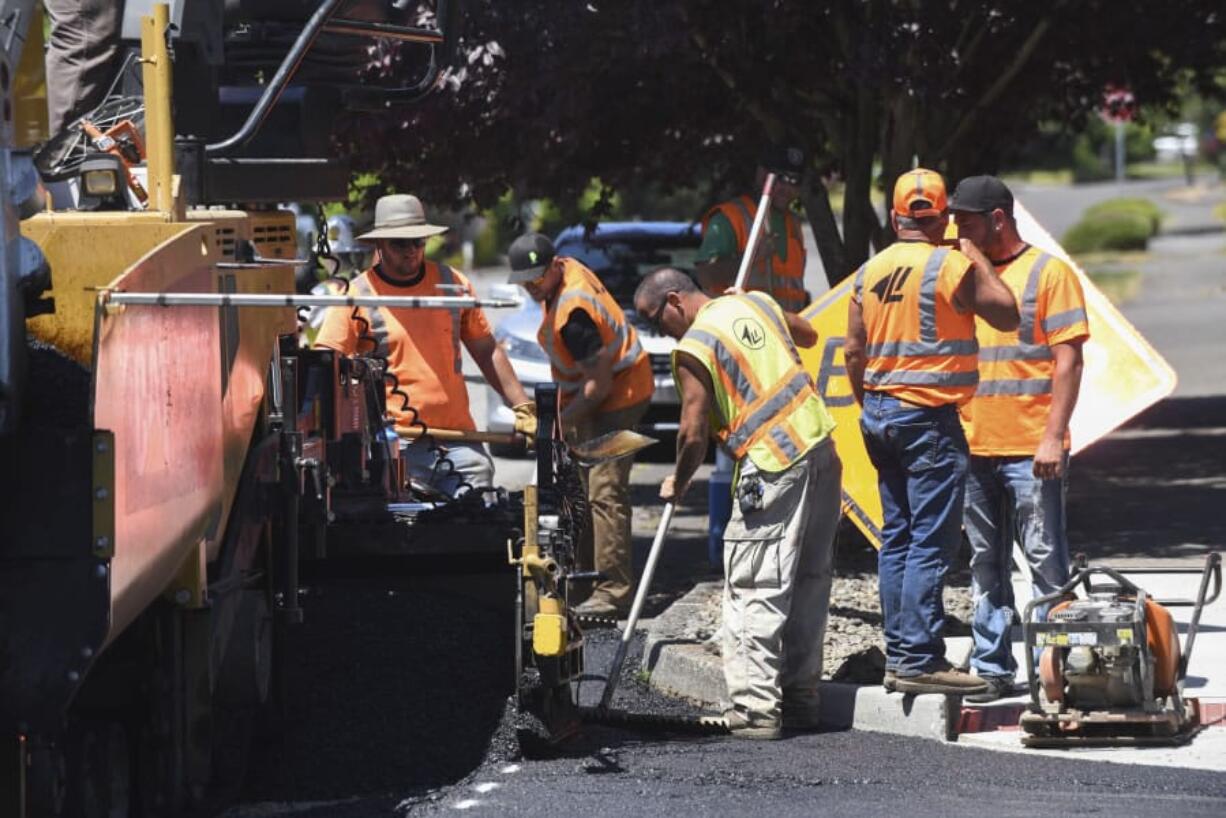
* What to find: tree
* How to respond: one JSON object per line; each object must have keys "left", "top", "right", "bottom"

{"left": 335, "top": 1, "right": 1226, "bottom": 286}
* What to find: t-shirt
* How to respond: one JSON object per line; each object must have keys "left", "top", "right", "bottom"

{"left": 559, "top": 308, "right": 603, "bottom": 362}
{"left": 697, "top": 209, "right": 792, "bottom": 265}
{"left": 314, "top": 261, "right": 492, "bottom": 432}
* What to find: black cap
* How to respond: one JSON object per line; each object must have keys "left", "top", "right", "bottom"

{"left": 507, "top": 233, "right": 556, "bottom": 284}
{"left": 949, "top": 175, "right": 1014, "bottom": 215}
{"left": 760, "top": 144, "right": 807, "bottom": 182}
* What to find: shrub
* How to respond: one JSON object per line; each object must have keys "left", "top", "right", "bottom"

{"left": 1061, "top": 212, "right": 1152, "bottom": 254}
{"left": 1083, "top": 197, "right": 1163, "bottom": 235}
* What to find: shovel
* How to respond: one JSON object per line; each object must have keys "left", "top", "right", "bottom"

{"left": 598, "top": 501, "right": 674, "bottom": 710}
{"left": 567, "top": 428, "right": 658, "bottom": 467}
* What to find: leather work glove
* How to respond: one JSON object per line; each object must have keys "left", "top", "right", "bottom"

{"left": 512, "top": 401, "right": 538, "bottom": 438}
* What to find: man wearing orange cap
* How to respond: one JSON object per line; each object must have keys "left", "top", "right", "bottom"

{"left": 315, "top": 194, "right": 533, "bottom": 497}
{"left": 845, "top": 169, "right": 1018, "bottom": 696}
{"left": 949, "top": 175, "right": 1089, "bottom": 703}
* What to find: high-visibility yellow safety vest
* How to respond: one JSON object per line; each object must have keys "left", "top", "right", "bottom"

{"left": 853, "top": 241, "right": 978, "bottom": 407}
{"left": 674, "top": 291, "right": 834, "bottom": 472}
{"left": 704, "top": 195, "right": 807, "bottom": 312}
{"left": 537, "top": 258, "right": 652, "bottom": 411}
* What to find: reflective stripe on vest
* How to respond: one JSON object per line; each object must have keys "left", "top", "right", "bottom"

{"left": 863, "top": 247, "right": 978, "bottom": 390}
{"left": 676, "top": 294, "right": 833, "bottom": 470}
{"left": 542, "top": 289, "right": 643, "bottom": 377}
{"left": 977, "top": 251, "right": 1054, "bottom": 397}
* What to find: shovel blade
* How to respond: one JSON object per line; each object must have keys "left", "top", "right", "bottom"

{"left": 569, "top": 429, "right": 658, "bottom": 466}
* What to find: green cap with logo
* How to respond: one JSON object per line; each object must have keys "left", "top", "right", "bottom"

{"left": 507, "top": 233, "right": 557, "bottom": 284}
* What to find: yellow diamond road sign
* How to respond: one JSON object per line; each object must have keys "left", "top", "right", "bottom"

{"left": 799, "top": 199, "right": 1177, "bottom": 549}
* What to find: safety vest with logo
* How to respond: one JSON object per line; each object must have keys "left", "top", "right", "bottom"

{"left": 853, "top": 241, "right": 979, "bottom": 407}
{"left": 703, "top": 195, "right": 807, "bottom": 312}
{"left": 959, "top": 246, "right": 1090, "bottom": 456}
{"left": 537, "top": 258, "right": 652, "bottom": 412}
{"left": 673, "top": 292, "right": 835, "bottom": 473}
{"left": 313, "top": 261, "right": 489, "bottom": 433}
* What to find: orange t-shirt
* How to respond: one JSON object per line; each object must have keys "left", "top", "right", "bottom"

{"left": 959, "top": 246, "right": 1090, "bottom": 456}
{"left": 314, "top": 261, "right": 492, "bottom": 432}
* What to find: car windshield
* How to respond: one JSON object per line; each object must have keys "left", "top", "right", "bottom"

{"left": 556, "top": 225, "right": 701, "bottom": 311}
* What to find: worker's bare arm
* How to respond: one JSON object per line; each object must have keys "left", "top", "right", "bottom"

{"left": 466, "top": 333, "right": 530, "bottom": 407}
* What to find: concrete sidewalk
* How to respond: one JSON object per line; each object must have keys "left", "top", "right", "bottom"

{"left": 641, "top": 560, "right": 1225, "bottom": 772}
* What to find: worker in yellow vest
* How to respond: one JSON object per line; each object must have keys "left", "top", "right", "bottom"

{"left": 634, "top": 267, "right": 841, "bottom": 740}
{"left": 508, "top": 233, "right": 654, "bottom": 617}
{"left": 844, "top": 169, "right": 1018, "bottom": 697}
{"left": 949, "top": 175, "right": 1090, "bottom": 703}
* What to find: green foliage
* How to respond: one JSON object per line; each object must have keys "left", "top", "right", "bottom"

{"left": 1084, "top": 198, "right": 1164, "bottom": 234}
{"left": 1062, "top": 212, "right": 1153, "bottom": 254}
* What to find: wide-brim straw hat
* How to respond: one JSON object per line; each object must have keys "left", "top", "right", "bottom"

{"left": 356, "top": 194, "right": 449, "bottom": 241}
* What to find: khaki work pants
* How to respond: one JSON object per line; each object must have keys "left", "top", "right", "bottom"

{"left": 573, "top": 400, "right": 649, "bottom": 609}
{"left": 722, "top": 438, "right": 842, "bottom": 725}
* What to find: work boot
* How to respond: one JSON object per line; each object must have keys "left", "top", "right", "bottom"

{"left": 964, "top": 676, "right": 1020, "bottom": 704}
{"left": 781, "top": 699, "right": 822, "bottom": 733}
{"left": 894, "top": 661, "right": 989, "bottom": 696}
{"left": 724, "top": 710, "right": 783, "bottom": 741}
{"left": 883, "top": 669, "right": 898, "bottom": 693}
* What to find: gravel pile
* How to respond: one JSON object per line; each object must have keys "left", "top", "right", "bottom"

{"left": 683, "top": 567, "right": 974, "bottom": 680}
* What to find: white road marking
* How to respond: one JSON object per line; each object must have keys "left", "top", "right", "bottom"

{"left": 474, "top": 782, "right": 500, "bottom": 794}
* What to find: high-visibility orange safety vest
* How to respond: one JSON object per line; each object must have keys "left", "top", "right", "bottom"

{"left": 960, "top": 247, "right": 1090, "bottom": 455}
{"left": 537, "top": 258, "right": 652, "bottom": 412}
{"left": 674, "top": 291, "right": 834, "bottom": 472}
{"left": 704, "top": 195, "right": 807, "bottom": 312}
{"left": 853, "top": 241, "right": 978, "bottom": 407}
{"left": 313, "top": 261, "right": 489, "bottom": 432}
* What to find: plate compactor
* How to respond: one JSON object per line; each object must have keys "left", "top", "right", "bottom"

{"left": 1020, "top": 552, "right": 1221, "bottom": 747}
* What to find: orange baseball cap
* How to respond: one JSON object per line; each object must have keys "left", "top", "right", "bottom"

{"left": 892, "top": 168, "right": 947, "bottom": 219}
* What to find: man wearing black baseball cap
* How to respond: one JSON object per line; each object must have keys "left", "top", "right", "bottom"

{"left": 508, "top": 233, "right": 653, "bottom": 617}
{"left": 949, "top": 175, "right": 1090, "bottom": 702}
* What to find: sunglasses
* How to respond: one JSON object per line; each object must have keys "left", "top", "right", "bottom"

{"left": 646, "top": 296, "right": 672, "bottom": 333}
{"left": 387, "top": 237, "right": 427, "bottom": 250}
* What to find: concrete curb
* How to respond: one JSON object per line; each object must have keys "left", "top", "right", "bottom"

{"left": 641, "top": 582, "right": 955, "bottom": 742}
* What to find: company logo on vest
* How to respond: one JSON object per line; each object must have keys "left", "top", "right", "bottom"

{"left": 733, "top": 317, "right": 766, "bottom": 350}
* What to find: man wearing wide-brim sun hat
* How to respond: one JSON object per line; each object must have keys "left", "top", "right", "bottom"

{"left": 314, "top": 194, "right": 535, "bottom": 497}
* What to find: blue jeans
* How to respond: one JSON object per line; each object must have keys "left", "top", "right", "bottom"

{"left": 859, "top": 391, "right": 969, "bottom": 676}
{"left": 964, "top": 454, "right": 1070, "bottom": 680}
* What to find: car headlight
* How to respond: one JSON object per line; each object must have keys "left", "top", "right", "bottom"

{"left": 499, "top": 333, "right": 550, "bottom": 364}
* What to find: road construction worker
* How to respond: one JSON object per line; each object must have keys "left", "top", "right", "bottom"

{"left": 695, "top": 146, "right": 810, "bottom": 312}
{"left": 315, "top": 194, "right": 534, "bottom": 498}
{"left": 635, "top": 267, "right": 841, "bottom": 739}
{"left": 949, "top": 176, "right": 1089, "bottom": 703}
{"left": 844, "top": 169, "right": 1019, "bottom": 697}
{"left": 508, "top": 233, "right": 653, "bottom": 617}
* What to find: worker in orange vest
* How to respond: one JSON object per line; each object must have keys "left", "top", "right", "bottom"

{"left": 315, "top": 194, "right": 535, "bottom": 497}
{"left": 695, "top": 145, "right": 809, "bottom": 313}
{"left": 844, "top": 169, "right": 1018, "bottom": 697}
{"left": 949, "top": 176, "right": 1090, "bottom": 703}
{"left": 508, "top": 233, "right": 654, "bottom": 617}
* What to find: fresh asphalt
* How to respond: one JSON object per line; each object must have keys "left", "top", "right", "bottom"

{"left": 226, "top": 174, "right": 1226, "bottom": 816}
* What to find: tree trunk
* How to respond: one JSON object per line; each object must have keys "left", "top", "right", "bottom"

{"left": 841, "top": 88, "right": 878, "bottom": 277}
{"left": 801, "top": 176, "right": 847, "bottom": 289}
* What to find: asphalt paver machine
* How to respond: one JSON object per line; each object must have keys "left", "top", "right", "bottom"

{"left": 1020, "top": 552, "right": 1221, "bottom": 747}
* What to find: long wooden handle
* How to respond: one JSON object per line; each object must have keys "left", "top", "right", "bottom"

{"left": 398, "top": 427, "right": 520, "bottom": 445}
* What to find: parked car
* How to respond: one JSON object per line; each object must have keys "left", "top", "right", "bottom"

{"left": 485, "top": 221, "right": 702, "bottom": 452}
